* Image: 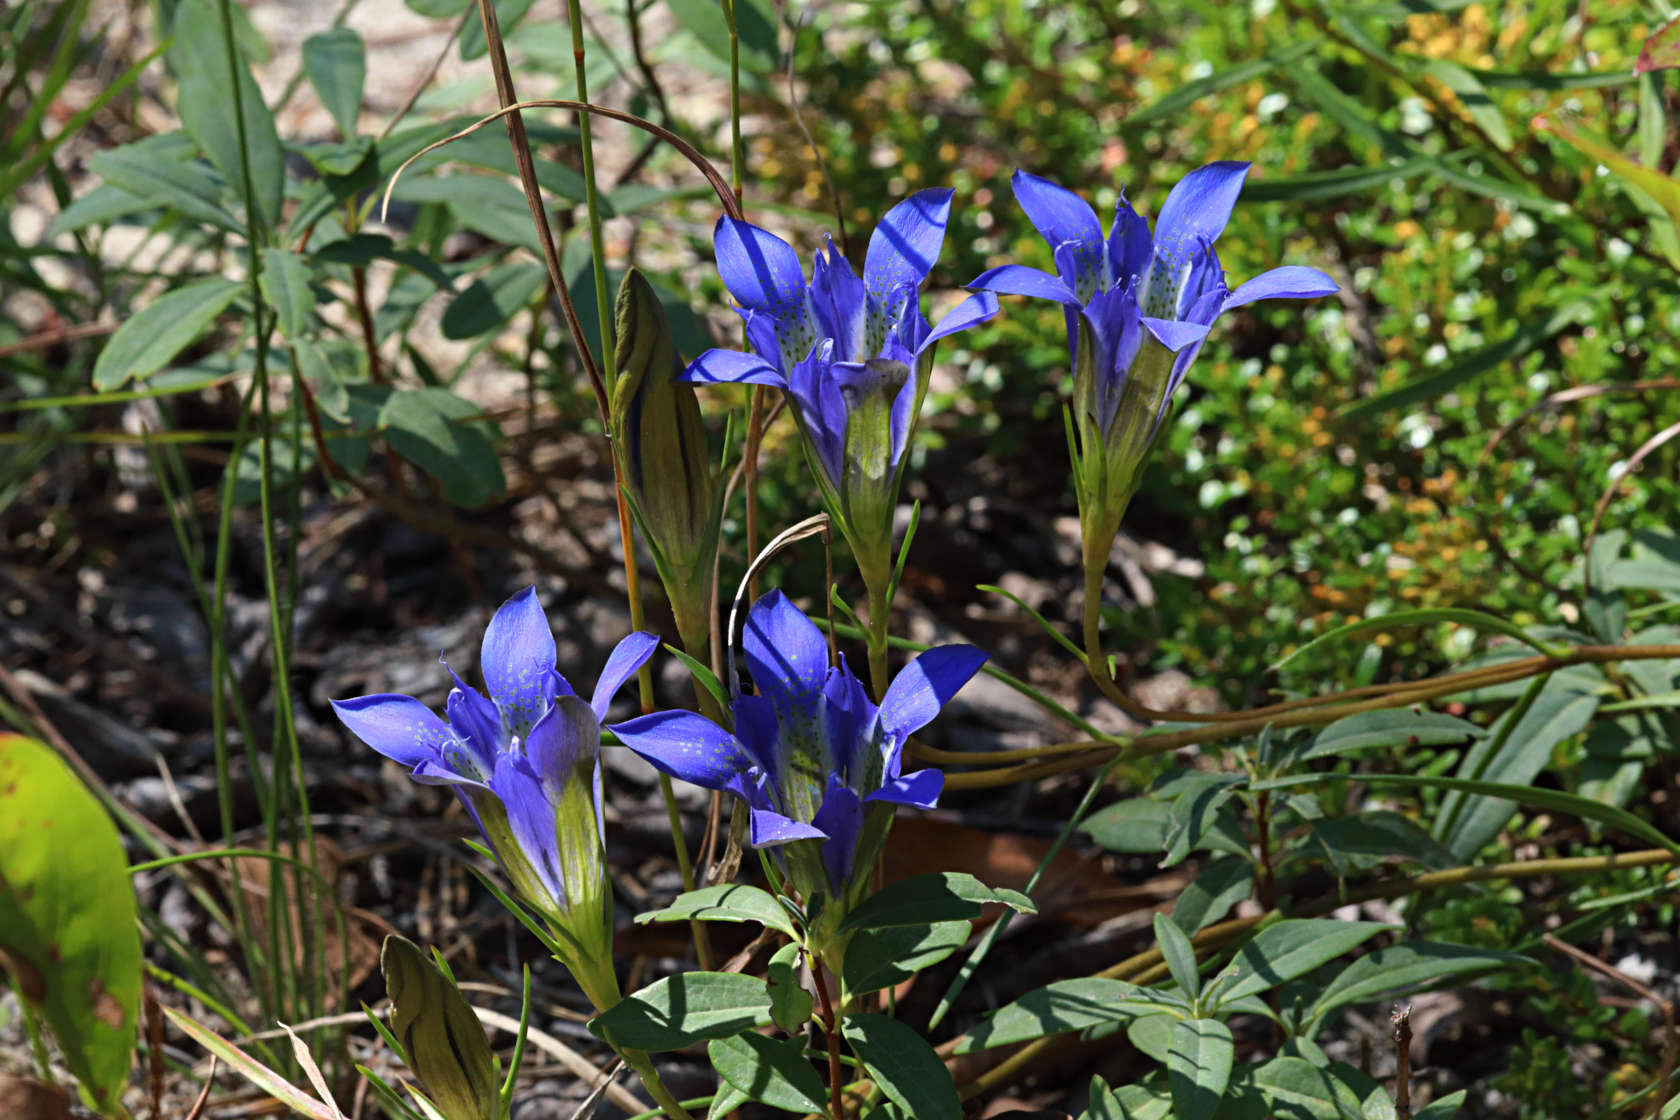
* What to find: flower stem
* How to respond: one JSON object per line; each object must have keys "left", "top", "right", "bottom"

{"left": 809, "top": 950, "right": 849, "bottom": 1120}
{"left": 622, "top": 1048, "right": 697, "bottom": 1120}
{"left": 865, "top": 572, "right": 891, "bottom": 701}
{"left": 614, "top": 488, "right": 710, "bottom": 970}
{"left": 564, "top": 0, "right": 615, "bottom": 392}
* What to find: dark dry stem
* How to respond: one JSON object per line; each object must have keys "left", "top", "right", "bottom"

{"left": 809, "top": 951, "right": 849, "bottom": 1120}
{"left": 1391, "top": 1004, "right": 1412, "bottom": 1120}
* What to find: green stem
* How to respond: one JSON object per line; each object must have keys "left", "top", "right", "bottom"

{"left": 622, "top": 1049, "right": 698, "bottom": 1120}
{"left": 865, "top": 572, "right": 891, "bottom": 701}
{"left": 724, "top": 0, "right": 743, "bottom": 204}
{"left": 615, "top": 490, "right": 710, "bottom": 969}
{"left": 566, "top": 0, "right": 616, "bottom": 393}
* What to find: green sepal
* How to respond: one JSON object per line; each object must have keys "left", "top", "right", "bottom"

{"left": 381, "top": 935, "right": 499, "bottom": 1120}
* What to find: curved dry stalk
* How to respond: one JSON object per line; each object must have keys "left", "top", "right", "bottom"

{"left": 381, "top": 98, "right": 743, "bottom": 226}
{"left": 1474, "top": 378, "right": 1680, "bottom": 470}
{"left": 1583, "top": 418, "right": 1680, "bottom": 595}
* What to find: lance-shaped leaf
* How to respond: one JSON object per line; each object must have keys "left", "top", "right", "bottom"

{"left": 381, "top": 935, "right": 497, "bottom": 1120}
{"left": 0, "top": 735, "right": 140, "bottom": 1117}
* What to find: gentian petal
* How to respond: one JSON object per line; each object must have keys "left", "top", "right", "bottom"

{"left": 331, "top": 694, "right": 453, "bottom": 768}
{"left": 713, "top": 217, "right": 820, "bottom": 369}
{"left": 410, "top": 755, "right": 484, "bottom": 788}
{"left": 610, "top": 710, "right": 752, "bottom": 792}
{"left": 481, "top": 587, "right": 558, "bottom": 741}
{"left": 786, "top": 340, "right": 846, "bottom": 492}
{"left": 822, "top": 657, "right": 875, "bottom": 781}
{"left": 748, "top": 805, "right": 829, "bottom": 848}
{"left": 589, "top": 630, "right": 660, "bottom": 724}
{"left": 713, "top": 216, "right": 808, "bottom": 316}
{"left": 878, "top": 644, "right": 989, "bottom": 744}
{"left": 1222, "top": 265, "right": 1339, "bottom": 311}
{"left": 1106, "top": 193, "right": 1153, "bottom": 287}
{"left": 732, "top": 693, "right": 784, "bottom": 782}
{"left": 489, "top": 753, "right": 569, "bottom": 907}
{"left": 810, "top": 236, "right": 869, "bottom": 362}
{"left": 966, "top": 263, "right": 1080, "bottom": 306}
{"left": 1140, "top": 317, "right": 1211, "bottom": 353}
{"left": 1082, "top": 287, "right": 1145, "bottom": 432}
{"left": 524, "top": 696, "right": 596, "bottom": 798}
{"left": 1151, "top": 161, "right": 1251, "bottom": 267}
{"left": 1011, "top": 169, "right": 1105, "bottom": 296}
{"left": 917, "top": 291, "right": 999, "bottom": 353}
{"left": 682, "top": 348, "right": 787, "bottom": 386}
{"left": 812, "top": 781, "right": 864, "bottom": 889}
{"left": 864, "top": 188, "right": 953, "bottom": 303}
{"left": 866, "top": 768, "right": 943, "bottom": 810}
{"left": 742, "top": 589, "right": 831, "bottom": 720}
{"left": 443, "top": 663, "right": 504, "bottom": 756}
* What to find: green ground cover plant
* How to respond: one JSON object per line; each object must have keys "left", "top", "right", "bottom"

{"left": 1, "top": 1, "right": 1678, "bottom": 1117}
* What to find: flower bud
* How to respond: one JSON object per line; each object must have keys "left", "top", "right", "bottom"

{"left": 381, "top": 935, "right": 498, "bottom": 1120}
{"left": 611, "top": 269, "right": 722, "bottom": 628}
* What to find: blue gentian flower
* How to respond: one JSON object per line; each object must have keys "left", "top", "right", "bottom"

{"left": 331, "top": 588, "right": 655, "bottom": 1004}
{"left": 610, "top": 590, "right": 987, "bottom": 908}
{"left": 682, "top": 192, "right": 999, "bottom": 562}
{"left": 970, "top": 162, "right": 1338, "bottom": 558}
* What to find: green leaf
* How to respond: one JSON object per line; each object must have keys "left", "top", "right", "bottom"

{"left": 260, "top": 249, "right": 315, "bottom": 341}
{"left": 663, "top": 0, "right": 778, "bottom": 72}
{"left": 1127, "top": 41, "right": 1317, "bottom": 128}
{"left": 1340, "top": 301, "right": 1592, "bottom": 418}
{"left": 164, "top": 1007, "right": 346, "bottom": 1119}
{"left": 441, "top": 262, "right": 547, "bottom": 340}
{"left": 842, "top": 1013, "right": 960, "bottom": 1120}
{"left": 1422, "top": 59, "right": 1511, "bottom": 149}
{"left": 842, "top": 921, "right": 969, "bottom": 997}
{"left": 1414, "top": 1091, "right": 1467, "bottom": 1119}
{"left": 838, "top": 872, "right": 1034, "bottom": 933}
{"left": 1243, "top": 159, "right": 1435, "bottom": 203}
{"left": 1081, "top": 795, "right": 1247, "bottom": 860}
{"left": 92, "top": 276, "right": 242, "bottom": 390}
{"left": 1220, "top": 920, "right": 1394, "bottom": 1004}
{"left": 952, "top": 978, "right": 1153, "bottom": 1054}
{"left": 1172, "top": 858, "right": 1254, "bottom": 933}
{"left": 660, "top": 643, "right": 728, "bottom": 713}
{"left": 1275, "top": 608, "right": 1563, "bottom": 669}
{"left": 459, "top": 0, "right": 537, "bottom": 60}
{"left": 87, "top": 133, "right": 243, "bottom": 235}
{"left": 1638, "top": 13, "right": 1680, "bottom": 73}
{"left": 1438, "top": 683, "right": 1601, "bottom": 858}
{"left": 1293, "top": 709, "right": 1484, "bottom": 763}
{"left": 392, "top": 175, "right": 549, "bottom": 254}
{"left": 381, "top": 936, "right": 497, "bottom": 1120}
{"left": 310, "top": 233, "right": 454, "bottom": 291}
{"left": 0, "top": 735, "right": 140, "bottom": 1115}
{"left": 1166, "top": 1017, "right": 1233, "bottom": 1120}
{"left": 302, "top": 29, "right": 365, "bottom": 137}
{"left": 766, "top": 943, "right": 812, "bottom": 1034}
{"left": 588, "top": 972, "right": 772, "bottom": 1051}
{"left": 47, "top": 184, "right": 154, "bottom": 237}
{"left": 1162, "top": 774, "right": 1247, "bottom": 867}
{"left": 1310, "top": 941, "right": 1533, "bottom": 1028}
{"left": 634, "top": 884, "right": 797, "bottom": 940}
{"left": 169, "top": 0, "right": 284, "bottom": 230}
{"left": 1154, "top": 913, "right": 1201, "bottom": 1000}
{"left": 1253, "top": 771, "right": 1680, "bottom": 856}
{"left": 1304, "top": 812, "right": 1459, "bottom": 875}
{"left": 377, "top": 388, "right": 505, "bottom": 508}
{"left": 1253, "top": 1056, "right": 1366, "bottom": 1119}
{"left": 707, "top": 1033, "right": 827, "bottom": 1114}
